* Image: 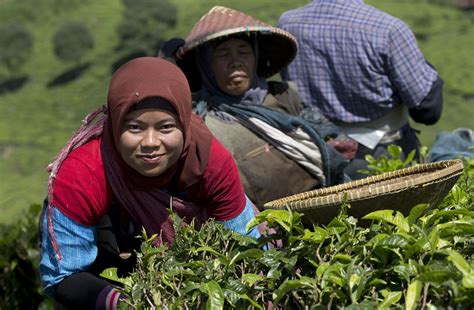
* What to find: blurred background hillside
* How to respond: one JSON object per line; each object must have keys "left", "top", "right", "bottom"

{"left": 0, "top": 0, "right": 472, "bottom": 224}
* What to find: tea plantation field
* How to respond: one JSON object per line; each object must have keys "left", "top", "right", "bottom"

{"left": 0, "top": 0, "right": 472, "bottom": 223}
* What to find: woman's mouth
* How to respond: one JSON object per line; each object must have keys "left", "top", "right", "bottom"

{"left": 229, "top": 72, "right": 247, "bottom": 82}
{"left": 139, "top": 154, "right": 163, "bottom": 163}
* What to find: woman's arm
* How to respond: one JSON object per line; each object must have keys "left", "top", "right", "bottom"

{"left": 40, "top": 139, "right": 124, "bottom": 308}
{"left": 200, "top": 138, "right": 260, "bottom": 238}
{"left": 40, "top": 206, "right": 125, "bottom": 309}
{"left": 219, "top": 196, "right": 260, "bottom": 238}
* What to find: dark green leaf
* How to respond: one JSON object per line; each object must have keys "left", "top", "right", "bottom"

{"left": 201, "top": 280, "right": 224, "bottom": 310}
{"left": 407, "top": 204, "right": 429, "bottom": 226}
{"left": 418, "top": 271, "right": 452, "bottom": 283}
{"left": 363, "top": 210, "right": 409, "bottom": 232}
{"left": 272, "top": 277, "right": 316, "bottom": 303}
{"left": 229, "top": 249, "right": 263, "bottom": 266}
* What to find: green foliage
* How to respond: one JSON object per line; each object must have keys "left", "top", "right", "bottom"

{"left": 104, "top": 158, "right": 474, "bottom": 309}
{"left": 358, "top": 145, "right": 420, "bottom": 175}
{"left": 0, "top": 1, "right": 123, "bottom": 223}
{"left": 0, "top": 0, "right": 94, "bottom": 23}
{"left": 0, "top": 0, "right": 472, "bottom": 238}
{"left": 0, "top": 204, "right": 47, "bottom": 309}
{"left": 117, "top": 0, "right": 177, "bottom": 55}
{"left": 52, "top": 21, "right": 94, "bottom": 64}
{"left": 0, "top": 22, "right": 33, "bottom": 74}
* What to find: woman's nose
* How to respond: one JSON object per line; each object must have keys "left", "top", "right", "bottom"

{"left": 229, "top": 54, "right": 243, "bottom": 68}
{"left": 141, "top": 130, "right": 161, "bottom": 148}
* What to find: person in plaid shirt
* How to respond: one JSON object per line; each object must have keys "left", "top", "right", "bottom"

{"left": 279, "top": 0, "right": 443, "bottom": 179}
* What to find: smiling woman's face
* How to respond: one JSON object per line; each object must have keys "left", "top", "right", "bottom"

{"left": 119, "top": 108, "right": 184, "bottom": 177}
{"left": 211, "top": 38, "right": 256, "bottom": 96}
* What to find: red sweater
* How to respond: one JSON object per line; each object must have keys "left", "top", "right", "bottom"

{"left": 52, "top": 137, "right": 245, "bottom": 226}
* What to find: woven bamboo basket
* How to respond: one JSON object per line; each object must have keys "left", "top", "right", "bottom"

{"left": 263, "top": 159, "right": 464, "bottom": 226}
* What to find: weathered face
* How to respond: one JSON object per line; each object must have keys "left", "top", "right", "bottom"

{"left": 211, "top": 38, "right": 256, "bottom": 96}
{"left": 119, "top": 108, "right": 184, "bottom": 177}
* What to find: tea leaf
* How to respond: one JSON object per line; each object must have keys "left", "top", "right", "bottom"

{"left": 349, "top": 274, "right": 360, "bottom": 291}
{"left": 99, "top": 267, "right": 132, "bottom": 287}
{"left": 417, "top": 271, "right": 452, "bottom": 283}
{"left": 193, "top": 246, "right": 224, "bottom": 258}
{"left": 242, "top": 273, "right": 264, "bottom": 286}
{"left": 405, "top": 280, "right": 422, "bottom": 310}
{"left": 363, "top": 210, "right": 410, "bottom": 232}
{"left": 462, "top": 273, "right": 474, "bottom": 288}
{"left": 407, "top": 204, "right": 429, "bottom": 226}
{"left": 447, "top": 250, "right": 471, "bottom": 275}
{"left": 272, "top": 277, "right": 316, "bottom": 303}
{"left": 201, "top": 280, "right": 224, "bottom": 310}
{"left": 300, "top": 227, "right": 327, "bottom": 243}
{"left": 228, "top": 249, "right": 263, "bottom": 266}
{"left": 379, "top": 291, "right": 402, "bottom": 309}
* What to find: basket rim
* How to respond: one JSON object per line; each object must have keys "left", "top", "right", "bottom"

{"left": 263, "top": 159, "right": 464, "bottom": 210}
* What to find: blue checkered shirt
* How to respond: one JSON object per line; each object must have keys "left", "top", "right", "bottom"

{"left": 279, "top": 0, "right": 438, "bottom": 122}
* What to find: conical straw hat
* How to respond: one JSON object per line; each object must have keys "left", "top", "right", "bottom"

{"left": 264, "top": 160, "right": 465, "bottom": 226}
{"left": 176, "top": 6, "right": 297, "bottom": 92}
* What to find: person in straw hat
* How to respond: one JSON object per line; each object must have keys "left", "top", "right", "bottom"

{"left": 39, "top": 57, "right": 261, "bottom": 308}
{"left": 158, "top": 6, "right": 354, "bottom": 209}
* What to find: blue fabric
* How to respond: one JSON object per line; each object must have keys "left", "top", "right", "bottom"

{"left": 278, "top": 0, "right": 438, "bottom": 123}
{"left": 39, "top": 207, "right": 98, "bottom": 297}
{"left": 220, "top": 196, "right": 260, "bottom": 238}
{"left": 428, "top": 128, "right": 474, "bottom": 162}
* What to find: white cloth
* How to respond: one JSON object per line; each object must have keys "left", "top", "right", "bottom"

{"left": 249, "top": 117, "right": 325, "bottom": 184}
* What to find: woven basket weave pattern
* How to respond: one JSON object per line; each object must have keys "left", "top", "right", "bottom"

{"left": 263, "top": 160, "right": 464, "bottom": 225}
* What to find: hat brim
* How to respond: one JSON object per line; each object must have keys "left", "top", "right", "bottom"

{"left": 263, "top": 160, "right": 464, "bottom": 226}
{"left": 176, "top": 26, "right": 297, "bottom": 92}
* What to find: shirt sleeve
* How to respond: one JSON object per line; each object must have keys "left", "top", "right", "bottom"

{"left": 200, "top": 138, "right": 247, "bottom": 221}
{"left": 219, "top": 196, "right": 260, "bottom": 238}
{"left": 39, "top": 206, "right": 98, "bottom": 297}
{"left": 408, "top": 73, "right": 443, "bottom": 125}
{"left": 51, "top": 139, "right": 111, "bottom": 226}
{"left": 386, "top": 21, "right": 438, "bottom": 108}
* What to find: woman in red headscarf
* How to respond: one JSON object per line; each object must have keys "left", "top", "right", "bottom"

{"left": 39, "top": 57, "right": 259, "bottom": 309}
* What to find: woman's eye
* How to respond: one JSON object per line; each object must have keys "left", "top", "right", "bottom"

{"left": 127, "top": 124, "right": 142, "bottom": 131}
{"left": 214, "top": 51, "right": 228, "bottom": 58}
{"left": 161, "top": 124, "right": 176, "bottom": 131}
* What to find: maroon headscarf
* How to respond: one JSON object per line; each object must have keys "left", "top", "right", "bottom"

{"left": 102, "top": 57, "right": 213, "bottom": 244}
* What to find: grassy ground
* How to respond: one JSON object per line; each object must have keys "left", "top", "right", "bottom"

{"left": 0, "top": 0, "right": 472, "bottom": 223}
{"left": 0, "top": 0, "right": 124, "bottom": 222}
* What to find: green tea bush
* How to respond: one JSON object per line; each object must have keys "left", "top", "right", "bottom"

{"left": 0, "top": 204, "right": 45, "bottom": 309}
{"left": 1, "top": 155, "right": 471, "bottom": 309}
{"left": 106, "top": 158, "right": 474, "bottom": 309}
{"left": 117, "top": 0, "right": 177, "bottom": 55}
{"left": 52, "top": 21, "right": 94, "bottom": 64}
{"left": 0, "top": 22, "right": 33, "bottom": 74}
